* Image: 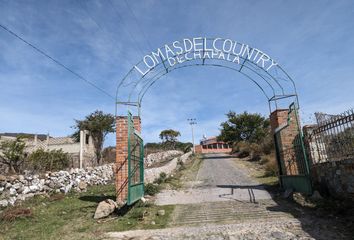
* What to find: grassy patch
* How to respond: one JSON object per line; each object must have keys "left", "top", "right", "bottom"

{"left": 234, "top": 156, "right": 278, "bottom": 187}
{"left": 0, "top": 184, "right": 174, "bottom": 240}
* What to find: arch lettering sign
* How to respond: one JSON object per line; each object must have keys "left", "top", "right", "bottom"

{"left": 116, "top": 37, "right": 298, "bottom": 114}
{"left": 134, "top": 37, "right": 278, "bottom": 76}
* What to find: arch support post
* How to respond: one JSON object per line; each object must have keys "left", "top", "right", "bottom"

{"left": 115, "top": 115, "right": 141, "bottom": 204}
{"left": 270, "top": 106, "right": 312, "bottom": 194}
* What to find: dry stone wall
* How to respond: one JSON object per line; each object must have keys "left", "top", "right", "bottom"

{"left": 311, "top": 158, "right": 354, "bottom": 200}
{"left": 145, "top": 150, "right": 183, "bottom": 167}
{"left": 145, "top": 152, "right": 192, "bottom": 183}
{"left": 0, "top": 164, "right": 114, "bottom": 208}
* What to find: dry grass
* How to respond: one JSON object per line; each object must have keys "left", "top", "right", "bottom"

{"left": 0, "top": 206, "right": 33, "bottom": 222}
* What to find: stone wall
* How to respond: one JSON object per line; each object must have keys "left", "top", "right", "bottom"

{"left": 311, "top": 159, "right": 354, "bottom": 200}
{"left": 145, "top": 150, "right": 183, "bottom": 168}
{"left": 145, "top": 151, "right": 192, "bottom": 183}
{"left": 0, "top": 164, "right": 114, "bottom": 208}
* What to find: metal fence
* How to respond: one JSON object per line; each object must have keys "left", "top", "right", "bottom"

{"left": 306, "top": 109, "right": 354, "bottom": 164}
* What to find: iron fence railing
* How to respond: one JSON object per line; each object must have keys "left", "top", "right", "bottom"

{"left": 306, "top": 109, "right": 354, "bottom": 164}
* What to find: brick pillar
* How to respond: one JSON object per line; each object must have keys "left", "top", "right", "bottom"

{"left": 116, "top": 116, "right": 128, "bottom": 204}
{"left": 133, "top": 116, "right": 141, "bottom": 133}
{"left": 115, "top": 116, "right": 141, "bottom": 205}
{"left": 270, "top": 109, "right": 300, "bottom": 175}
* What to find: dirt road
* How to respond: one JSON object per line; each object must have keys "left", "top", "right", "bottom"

{"left": 106, "top": 154, "right": 352, "bottom": 240}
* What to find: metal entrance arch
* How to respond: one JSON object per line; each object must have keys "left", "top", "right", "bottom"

{"left": 115, "top": 37, "right": 312, "bottom": 205}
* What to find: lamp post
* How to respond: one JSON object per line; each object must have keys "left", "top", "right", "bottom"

{"left": 187, "top": 118, "right": 197, "bottom": 153}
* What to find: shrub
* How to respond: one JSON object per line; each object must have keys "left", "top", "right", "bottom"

{"left": 154, "top": 172, "right": 167, "bottom": 184}
{"left": 144, "top": 183, "right": 159, "bottom": 196}
{"left": 261, "top": 135, "right": 275, "bottom": 155}
{"left": 233, "top": 141, "right": 268, "bottom": 161}
{"left": 263, "top": 155, "right": 278, "bottom": 177}
{"left": 28, "top": 149, "right": 70, "bottom": 172}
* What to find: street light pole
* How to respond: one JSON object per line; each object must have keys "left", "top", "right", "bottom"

{"left": 187, "top": 118, "right": 197, "bottom": 153}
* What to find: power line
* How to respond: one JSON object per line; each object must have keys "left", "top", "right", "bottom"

{"left": 107, "top": 0, "right": 146, "bottom": 56}
{"left": 123, "top": 0, "right": 153, "bottom": 50}
{"left": 0, "top": 22, "right": 115, "bottom": 100}
{"left": 77, "top": 0, "right": 137, "bottom": 67}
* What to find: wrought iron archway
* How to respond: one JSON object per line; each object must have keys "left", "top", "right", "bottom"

{"left": 115, "top": 37, "right": 299, "bottom": 115}
{"left": 115, "top": 37, "right": 312, "bottom": 205}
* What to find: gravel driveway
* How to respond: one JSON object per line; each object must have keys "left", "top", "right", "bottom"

{"left": 155, "top": 153, "right": 272, "bottom": 205}
{"left": 106, "top": 154, "right": 352, "bottom": 240}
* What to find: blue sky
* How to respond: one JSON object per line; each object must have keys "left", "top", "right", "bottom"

{"left": 0, "top": 0, "right": 353, "bottom": 145}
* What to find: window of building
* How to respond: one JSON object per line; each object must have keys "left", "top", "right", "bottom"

{"left": 85, "top": 135, "right": 90, "bottom": 144}
{"left": 223, "top": 144, "right": 228, "bottom": 149}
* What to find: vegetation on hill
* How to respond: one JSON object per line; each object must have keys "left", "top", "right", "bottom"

{"left": 218, "top": 111, "right": 277, "bottom": 177}
{"left": 144, "top": 129, "right": 192, "bottom": 155}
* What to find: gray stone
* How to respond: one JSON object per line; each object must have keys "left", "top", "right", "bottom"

{"left": 282, "top": 189, "right": 293, "bottom": 199}
{"left": 22, "top": 186, "right": 31, "bottom": 194}
{"left": 271, "top": 231, "right": 287, "bottom": 239}
{"left": 5, "top": 182, "right": 12, "bottom": 189}
{"left": 78, "top": 181, "right": 88, "bottom": 191}
{"left": 310, "top": 190, "right": 323, "bottom": 200}
{"left": 157, "top": 209, "right": 166, "bottom": 216}
{"left": 29, "top": 185, "right": 39, "bottom": 192}
{"left": 12, "top": 183, "right": 22, "bottom": 190}
{"left": 0, "top": 199, "right": 8, "bottom": 207}
{"left": 9, "top": 188, "right": 17, "bottom": 196}
{"left": 94, "top": 199, "right": 117, "bottom": 219}
{"left": 8, "top": 197, "right": 16, "bottom": 205}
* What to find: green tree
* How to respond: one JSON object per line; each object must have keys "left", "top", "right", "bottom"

{"left": 159, "top": 129, "right": 181, "bottom": 149}
{"left": 28, "top": 149, "right": 70, "bottom": 172}
{"left": 73, "top": 110, "right": 115, "bottom": 164}
{"left": 218, "top": 111, "right": 270, "bottom": 144}
{"left": 0, "top": 137, "right": 27, "bottom": 173}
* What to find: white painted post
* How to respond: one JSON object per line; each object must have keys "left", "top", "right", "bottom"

{"left": 79, "top": 130, "right": 84, "bottom": 169}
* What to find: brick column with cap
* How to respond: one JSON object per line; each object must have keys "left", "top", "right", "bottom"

{"left": 115, "top": 116, "right": 141, "bottom": 204}
{"left": 270, "top": 109, "right": 300, "bottom": 175}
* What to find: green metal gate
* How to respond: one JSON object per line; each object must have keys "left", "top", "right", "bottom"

{"left": 127, "top": 112, "right": 144, "bottom": 205}
{"left": 274, "top": 103, "right": 312, "bottom": 194}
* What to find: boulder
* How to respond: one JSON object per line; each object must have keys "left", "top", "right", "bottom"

{"left": 94, "top": 199, "right": 118, "bottom": 219}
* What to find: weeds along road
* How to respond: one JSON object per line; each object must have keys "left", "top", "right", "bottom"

{"left": 106, "top": 153, "right": 352, "bottom": 240}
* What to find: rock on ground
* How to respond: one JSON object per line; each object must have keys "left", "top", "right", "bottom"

{"left": 94, "top": 199, "right": 118, "bottom": 219}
